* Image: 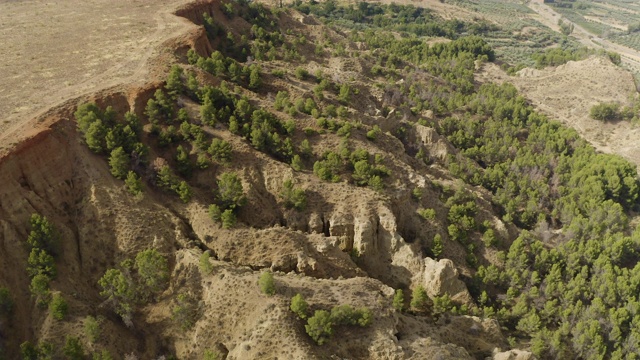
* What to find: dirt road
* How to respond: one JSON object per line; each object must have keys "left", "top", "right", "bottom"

{"left": 0, "top": 0, "right": 195, "bottom": 151}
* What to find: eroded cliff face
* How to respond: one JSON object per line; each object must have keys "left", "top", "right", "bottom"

{"left": 0, "top": 1, "right": 516, "bottom": 358}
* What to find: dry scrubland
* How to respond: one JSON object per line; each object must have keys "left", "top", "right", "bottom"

{"left": 2, "top": 0, "right": 640, "bottom": 359}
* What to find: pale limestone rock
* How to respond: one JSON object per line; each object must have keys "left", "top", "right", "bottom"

{"left": 414, "top": 124, "right": 455, "bottom": 161}
{"left": 423, "top": 258, "right": 473, "bottom": 303}
{"left": 493, "top": 349, "right": 535, "bottom": 360}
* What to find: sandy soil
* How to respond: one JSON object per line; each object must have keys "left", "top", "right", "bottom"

{"left": 0, "top": 0, "right": 195, "bottom": 151}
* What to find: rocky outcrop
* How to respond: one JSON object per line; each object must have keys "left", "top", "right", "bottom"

{"left": 493, "top": 349, "right": 535, "bottom": 360}
{"left": 414, "top": 124, "right": 455, "bottom": 161}
{"left": 422, "top": 258, "right": 473, "bottom": 304}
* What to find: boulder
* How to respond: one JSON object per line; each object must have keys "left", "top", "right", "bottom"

{"left": 423, "top": 258, "right": 473, "bottom": 304}
{"left": 493, "top": 349, "right": 535, "bottom": 360}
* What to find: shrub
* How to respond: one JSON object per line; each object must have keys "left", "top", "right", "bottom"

{"left": 410, "top": 286, "right": 429, "bottom": 312}
{"left": 20, "top": 342, "right": 38, "bottom": 360}
{"left": 63, "top": 336, "right": 84, "bottom": 360}
{"left": 176, "top": 181, "right": 193, "bottom": 203}
{"left": 412, "top": 187, "right": 423, "bottom": 201}
{"left": 98, "top": 268, "right": 135, "bottom": 320}
{"left": 208, "top": 204, "right": 222, "bottom": 222}
{"left": 175, "top": 145, "right": 191, "bottom": 177}
{"left": 125, "top": 171, "right": 143, "bottom": 197}
{"left": 305, "top": 310, "right": 334, "bottom": 345}
{"left": 135, "top": 249, "right": 169, "bottom": 297}
{"left": 199, "top": 251, "right": 214, "bottom": 275}
{"left": 49, "top": 293, "right": 68, "bottom": 320}
{"left": 482, "top": 228, "right": 497, "bottom": 247}
{"left": 291, "top": 154, "right": 303, "bottom": 171}
{"left": 217, "top": 172, "right": 246, "bottom": 210}
{"left": 172, "top": 293, "right": 197, "bottom": 330}
{"left": 30, "top": 274, "right": 51, "bottom": 307}
{"left": 294, "top": 67, "right": 309, "bottom": 80}
{"left": 329, "top": 305, "right": 372, "bottom": 327}
{"left": 27, "top": 248, "right": 56, "bottom": 278}
{"left": 590, "top": 102, "right": 621, "bottom": 121}
{"left": 84, "top": 315, "right": 102, "bottom": 343}
{"left": 208, "top": 139, "right": 233, "bottom": 163}
{"left": 221, "top": 209, "right": 237, "bottom": 229}
{"left": 290, "top": 294, "right": 309, "bottom": 319}
{"left": 432, "top": 234, "right": 444, "bottom": 257}
{"left": 259, "top": 271, "right": 276, "bottom": 295}
{"left": 280, "top": 179, "right": 307, "bottom": 210}
{"left": 27, "top": 214, "right": 57, "bottom": 254}
{"left": 204, "top": 349, "right": 223, "bottom": 360}
{"left": 418, "top": 208, "right": 436, "bottom": 220}
{"left": 92, "top": 350, "right": 114, "bottom": 360}
{"left": 366, "top": 125, "right": 382, "bottom": 140}
{"left": 393, "top": 289, "right": 405, "bottom": 312}
{"left": 166, "top": 65, "right": 184, "bottom": 98}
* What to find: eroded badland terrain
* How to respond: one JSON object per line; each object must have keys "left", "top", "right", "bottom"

{"left": 3, "top": 0, "right": 640, "bottom": 359}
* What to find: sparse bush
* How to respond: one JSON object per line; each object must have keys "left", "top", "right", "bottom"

{"left": 290, "top": 293, "right": 309, "bottom": 319}
{"left": 125, "top": 171, "right": 143, "bottom": 197}
{"left": 410, "top": 286, "right": 429, "bottom": 312}
{"left": 135, "top": 249, "right": 169, "bottom": 298}
{"left": 208, "top": 139, "right": 232, "bottom": 163}
{"left": 259, "top": 271, "right": 276, "bottom": 295}
{"left": 305, "top": 310, "right": 333, "bottom": 345}
{"left": 221, "top": 209, "right": 237, "bottom": 229}
{"left": 366, "top": 125, "right": 382, "bottom": 140}
{"left": 217, "top": 172, "right": 246, "bottom": 210}
{"left": 590, "top": 102, "right": 621, "bottom": 121}
{"left": 418, "top": 208, "right": 436, "bottom": 220}
{"left": 412, "top": 187, "right": 423, "bottom": 201}
{"left": 49, "top": 293, "right": 68, "bottom": 320}
{"left": 84, "top": 315, "right": 103, "bottom": 343}
{"left": 203, "top": 349, "right": 222, "bottom": 360}
{"left": 208, "top": 204, "right": 222, "bottom": 222}
{"left": 172, "top": 293, "right": 197, "bottom": 330}
{"left": 432, "top": 234, "right": 443, "bottom": 257}
{"left": 291, "top": 154, "right": 303, "bottom": 171}
{"left": 280, "top": 179, "right": 307, "bottom": 210}
{"left": 199, "top": 251, "right": 214, "bottom": 275}
{"left": 63, "top": 336, "right": 84, "bottom": 360}
{"left": 393, "top": 289, "right": 404, "bottom": 312}
{"left": 294, "top": 67, "right": 309, "bottom": 80}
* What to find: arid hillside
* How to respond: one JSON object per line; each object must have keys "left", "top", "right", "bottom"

{"left": 2, "top": 0, "right": 640, "bottom": 359}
